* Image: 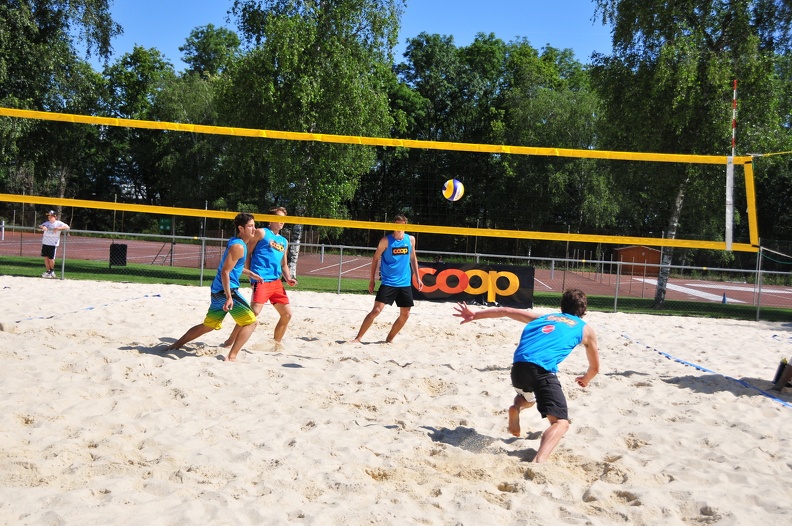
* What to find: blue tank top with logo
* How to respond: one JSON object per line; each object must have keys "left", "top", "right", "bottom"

{"left": 250, "top": 228, "right": 288, "bottom": 282}
{"left": 380, "top": 234, "right": 412, "bottom": 287}
{"left": 513, "top": 313, "right": 585, "bottom": 372}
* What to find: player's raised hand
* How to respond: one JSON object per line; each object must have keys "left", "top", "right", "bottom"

{"left": 453, "top": 302, "right": 476, "bottom": 324}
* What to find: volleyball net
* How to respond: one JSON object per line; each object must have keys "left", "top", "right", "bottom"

{"left": 0, "top": 107, "right": 759, "bottom": 253}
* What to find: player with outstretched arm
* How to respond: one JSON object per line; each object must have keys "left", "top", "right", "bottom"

{"left": 453, "top": 289, "right": 599, "bottom": 463}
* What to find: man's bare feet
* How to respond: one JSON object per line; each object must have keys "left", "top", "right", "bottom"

{"left": 220, "top": 339, "right": 232, "bottom": 348}
{"left": 349, "top": 338, "right": 361, "bottom": 343}
{"left": 508, "top": 405, "right": 521, "bottom": 437}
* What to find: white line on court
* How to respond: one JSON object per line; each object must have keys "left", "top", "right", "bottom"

{"left": 534, "top": 278, "right": 553, "bottom": 290}
{"left": 634, "top": 278, "right": 746, "bottom": 303}
{"left": 340, "top": 262, "right": 370, "bottom": 275}
{"left": 308, "top": 258, "right": 367, "bottom": 275}
{"left": 683, "top": 283, "right": 792, "bottom": 294}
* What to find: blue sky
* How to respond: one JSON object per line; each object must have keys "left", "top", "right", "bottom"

{"left": 92, "top": 0, "right": 613, "bottom": 71}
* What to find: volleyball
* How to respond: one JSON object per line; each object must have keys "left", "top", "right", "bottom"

{"left": 442, "top": 179, "right": 464, "bottom": 202}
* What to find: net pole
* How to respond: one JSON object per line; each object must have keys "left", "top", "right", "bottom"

{"left": 732, "top": 79, "right": 738, "bottom": 158}
{"left": 726, "top": 79, "right": 737, "bottom": 251}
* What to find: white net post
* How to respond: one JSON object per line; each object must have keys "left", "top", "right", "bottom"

{"left": 726, "top": 157, "right": 734, "bottom": 251}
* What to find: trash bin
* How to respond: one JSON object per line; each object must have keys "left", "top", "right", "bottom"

{"left": 110, "top": 243, "right": 128, "bottom": 267}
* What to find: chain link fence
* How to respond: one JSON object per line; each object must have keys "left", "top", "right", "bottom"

{"left": 2, "top": 223, "right": 790, "bottom": 321}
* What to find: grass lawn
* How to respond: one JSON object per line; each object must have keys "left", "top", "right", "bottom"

{"left": 2, "top": 255, "right": 789, "bottom": 321}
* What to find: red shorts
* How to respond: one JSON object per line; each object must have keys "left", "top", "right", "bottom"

{"left": 251, "top": 280, "right": 290, "bottom": 305}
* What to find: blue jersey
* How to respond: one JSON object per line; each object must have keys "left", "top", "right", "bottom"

{"left": 380, "top": 234, "right": 412, "bottom": 287}
{"left": 211, "top": 237, "right": 247, "bottom": 293}
{"left": 250, "top": 228, "right": 288, "bottom": 282}
{"left": 513, "top": 313, "right": 586, "bottom": 372}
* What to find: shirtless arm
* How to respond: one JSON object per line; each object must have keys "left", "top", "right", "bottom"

{"left": 575, "top": 324, "right": 600, "bottom": 387}
{"left": 368, "top": 237, "right": 387, "bottom": 293}
{"left": 221, "top": 243, "right": 245, "bottom": 311}
{"left": 453, "top": 302, "right": 541, "bottom": 325}
{"left": 409, "top": 235, "right": 423, "bottom": 290}
{"left": 241, "top": 228, "right": 264, "bottom": 282}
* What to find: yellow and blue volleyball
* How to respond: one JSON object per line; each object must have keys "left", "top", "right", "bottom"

{"left": 442, "top": 179, "right": 465, "bottom": 202}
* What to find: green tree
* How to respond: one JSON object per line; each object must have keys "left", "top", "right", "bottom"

{"left": 101, "top": 46, "right": 176, "bottom": 207}
{"left": 365, "top": 34, "right": 604, "bottom": 256}
{"left": 380, "top": 32, "right": 512, "bottom": 252}
{"left": 0, "top": 0, "right": 119, "bottom": 219}
{"left": 148, "top": 70, "right": 237, "bottom": 233}
{"left": 499, "top": 42, "right": 611, "bottom": 254}
{"left": 25, "top": 60, "right": 106, "bottom": 205}
{"left": 390, "top": 33, "right": 470, "bottom": 231}
{"left": 590, "top": 0, "right": 791, "bottom": 305}
{"left": 180, "top": 24, "right": 241, "bottom": 77}
{"left": 220, "top": 0, "right": 404, "bottom": 276}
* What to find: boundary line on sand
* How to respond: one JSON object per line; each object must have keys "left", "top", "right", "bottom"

{"left": 621, "top": 333, "right": 792, "bottom": 409}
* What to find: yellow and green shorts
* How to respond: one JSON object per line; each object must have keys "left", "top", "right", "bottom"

{"left": 203, "top": 290, "right": 257, "bottom": 330}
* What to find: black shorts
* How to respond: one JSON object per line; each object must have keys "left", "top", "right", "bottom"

{"left": 41, "top": 245, "right": 57, "bottom": 259}
{"left": 375, "top": 285, "right": 414, "bottom": 308}
{"left": 510, "top": 361, "right": 568, "bottom": 421}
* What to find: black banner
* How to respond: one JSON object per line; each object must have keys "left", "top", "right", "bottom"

{"left": 412, "top": 262, "right": 534, "bottom": 308}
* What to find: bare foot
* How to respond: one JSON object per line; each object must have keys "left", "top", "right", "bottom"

{"left": 349, "top": 338, "right": 361, "bottom": 343}
{"left": 220, "top": 339, "right": 232, "bottom": 348}
{"left": 225, "top": 353, "right": 237, "bottom": 362}
{"left": 508, "top": 405, "right": 521, "bottom": 437}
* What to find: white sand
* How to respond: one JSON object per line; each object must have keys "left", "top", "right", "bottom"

{"left": 0, "top": 275, "right": 791, "bottom": 525}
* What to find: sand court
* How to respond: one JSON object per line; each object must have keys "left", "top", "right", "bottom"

{"left": 0, "top": 274, "right": 790, "bottom": 524}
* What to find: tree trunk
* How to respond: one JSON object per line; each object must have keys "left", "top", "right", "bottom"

{"left": 57, "top": 166, "right": 69, "bottom": 223}
{"left": 286, "top": 206, "right": 305, "bottom": 279}
{"left": 653, "top": 175, "right": 690, "bottom": 308}
{"left": 288, "top": 223, "right": 302, "bottom": 279}
{"left": 57, "top": 166, "right": 68, "bottom": 199}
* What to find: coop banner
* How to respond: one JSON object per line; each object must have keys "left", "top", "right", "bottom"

{"left": 412, "top": 262, "right": 534, "bottom": 308}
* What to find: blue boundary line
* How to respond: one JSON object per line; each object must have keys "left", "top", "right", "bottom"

{"left": 16, "top": 294, "right": 162, "bottom": 323}
{"left": 622, "top": 333, "right": 792, "bottom": 409}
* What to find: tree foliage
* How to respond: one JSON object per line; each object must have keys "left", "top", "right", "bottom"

{"left": 101, "top": 46, "right": 177, "bottom": 205}
{"left": 590, "top": 0, "right": 792, "bottom": 303}
{"left": 219, "top": 0, "right": 403, "bottom": 216}
{"left": 0, "top": 0, "right": 119, "bottom": 211}
{"left": 180, "top": 24, "right": 241, "bottom": 77}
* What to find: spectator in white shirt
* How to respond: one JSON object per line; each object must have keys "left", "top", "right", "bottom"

{"left": 39, "top": 210, "right": 70, "bottom": 279}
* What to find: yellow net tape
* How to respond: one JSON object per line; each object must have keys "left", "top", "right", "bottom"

{"left": 0, "top": 107, "right": 759, "bottom": 252}
{"left": 0, "top": 107, "right": 751, "bottom": 164}
{"left": 0, "top": 193, "right": 757, "bottom": 252}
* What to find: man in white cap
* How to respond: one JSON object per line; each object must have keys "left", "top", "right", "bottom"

{"left": 38, "top": 210, "right": 70, "bottom": 278}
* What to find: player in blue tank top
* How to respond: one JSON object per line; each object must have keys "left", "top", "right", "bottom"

{"left": 222, "top": 207, "right": 298, "bottom": 351}
{"left": 210, "top": 237, "right": 246, "bottom": 293}
{"left": 379, "top": 233, "right": 413, "bottom": 287}
{"left": 166, "top": 213, "right": 258, "bottom": 362}
{"left": 454, "top": 289, "right": 600, "bottom": 463}
{"left": 351, "top": 214, "right": 424, "bottom": 343}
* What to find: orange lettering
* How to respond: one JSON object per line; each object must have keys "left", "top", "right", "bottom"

{"left": 436, "top": 269, "right": 469, "bottom": 294}
{"left": 416, "top": 267, "right": 523, "bottom": 300}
